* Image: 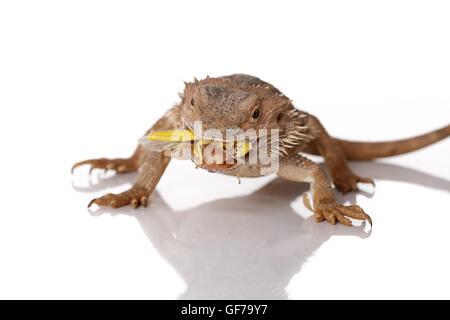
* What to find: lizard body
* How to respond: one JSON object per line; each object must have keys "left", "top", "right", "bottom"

{"left": 73, "top": 74, "right": 450, "bottom": 226}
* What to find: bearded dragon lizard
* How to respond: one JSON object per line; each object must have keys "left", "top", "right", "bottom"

{"left": 72, "top": 74, "right": 450, "bottom": 226}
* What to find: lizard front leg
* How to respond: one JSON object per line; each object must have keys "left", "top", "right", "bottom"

{"left": 75, "top": 105, "right": 180, "bottom": 209}
{"left": 88, "top": 151, "right": 170, "bottom": 209}
{"left": 308, "top": 116, "right": 374, "bottom": 194}
{"left": 277, "top": 154, "right": 372, "bottom": 226}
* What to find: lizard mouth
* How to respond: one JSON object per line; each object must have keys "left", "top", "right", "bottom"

{"left": 196, "top": 140, "right": 250, "bottom": 173}
{"left": 144, "top": 129, "right": 253, "bottom": 173}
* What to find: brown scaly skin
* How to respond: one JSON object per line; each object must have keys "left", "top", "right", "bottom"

{"left": 72, "top": 74, "right": 450, "bottom": 226}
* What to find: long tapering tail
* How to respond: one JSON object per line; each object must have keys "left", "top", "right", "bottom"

{"left": 334, "top": 124, "right": 450, "bottom": 161}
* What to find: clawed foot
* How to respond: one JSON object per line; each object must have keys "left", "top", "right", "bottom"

{"left": 72, "top": 158, "right": 138, "bottom": 175}
{"left": 332, "top": 172, "right": 375, "bottom": 194}
{"left": 88, "top": 187, "right": 149, "bottom": 209}
{"left": 303, "top": 194, "right": 372, "bottom": 227}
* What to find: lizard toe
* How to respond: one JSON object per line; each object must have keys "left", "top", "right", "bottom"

{"left": 72, "top": 158, "right": 138, "bottom": 175}
{"left": 87, "top": 187, "right": 150, "bottom": 209}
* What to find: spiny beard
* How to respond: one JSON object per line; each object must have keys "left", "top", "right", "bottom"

{"left": 278, "top": 108, "right": 317, "bottom": 157}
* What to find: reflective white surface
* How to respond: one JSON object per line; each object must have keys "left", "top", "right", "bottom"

{"left": 2, "top": 143, "right": 450, "bottom": 300}
{"left": 0, "top": 0, "right": 449, "bottom": 299}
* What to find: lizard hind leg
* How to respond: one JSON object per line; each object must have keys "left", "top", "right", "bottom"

{"left": 72, "top": 157, "right": 139, "bottom": 175}
{"left": 307, "top": 115, "right": 375, "bottom": 194}
{"left": 72, "top": 146, "right": 145, "bottom": 175}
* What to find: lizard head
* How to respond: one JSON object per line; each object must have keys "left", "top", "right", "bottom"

{"left": 144, "top": 79, "right": 314, "bottom": 175}
{"left": 177, "top": 83, "right": 298, "bottom": 173}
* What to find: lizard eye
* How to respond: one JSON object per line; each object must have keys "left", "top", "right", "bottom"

{"left": 250, "top": 105, "right": 261, "bottom": 121}
{"left": 277, "top": 112, "right": 283, "bottom": 123}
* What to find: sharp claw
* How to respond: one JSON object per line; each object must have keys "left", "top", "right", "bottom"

{"left": 87, "top": 198, "right": 97, "bottom": 208}
{"left": 366, "top": 215, "right": 373, "bottom": 227}
{"left": 302, "top": 193, "right": 314, "bottom": 212}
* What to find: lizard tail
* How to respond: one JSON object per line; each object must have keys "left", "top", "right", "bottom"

{"left": 334, "top": 124, "right": 450, "bottom": 161}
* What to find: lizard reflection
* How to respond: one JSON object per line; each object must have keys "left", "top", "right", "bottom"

{"left": 79, "top": 161, "right": 450, "bottom": 299}
{"left": 91, "top": 178, "right": 369, "bottom": 299}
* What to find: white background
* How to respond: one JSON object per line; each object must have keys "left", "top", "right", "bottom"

{"left": 0, "top": 0, "right": 449, "bottom": 299}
